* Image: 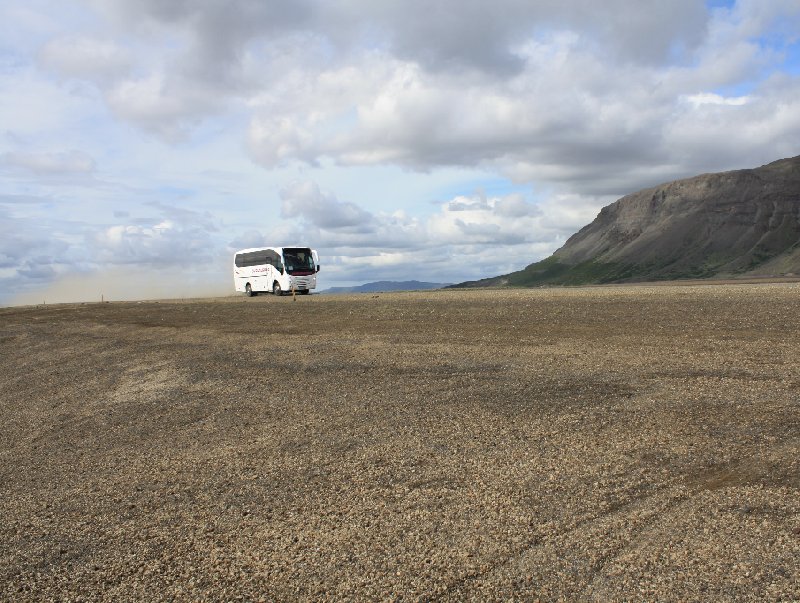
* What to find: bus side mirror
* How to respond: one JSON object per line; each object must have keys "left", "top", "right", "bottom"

{"left": 316, "top": 264, "right": 321, "bottom": 272}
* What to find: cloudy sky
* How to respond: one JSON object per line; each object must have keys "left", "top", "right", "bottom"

{"left": 1, "top": 0, "right": 799, "bottom": 304}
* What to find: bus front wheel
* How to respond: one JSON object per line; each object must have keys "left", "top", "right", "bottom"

{"left": 245, "top": 284, "right": 254, "bottom": 297}
{"left": 273, "top": 282, "right": 282, "bottom": 296}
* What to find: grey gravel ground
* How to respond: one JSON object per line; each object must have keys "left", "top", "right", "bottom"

{"left": 1, "top": 284, "right": 798, "bottom": 601}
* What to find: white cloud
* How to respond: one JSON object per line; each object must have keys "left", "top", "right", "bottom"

{"left": 90, "top": 210, "right": 218, "bottom": 266}
{"left": 665, "top": 75, "right": 800, "bottom": 171}
{"left": 253, "top": 180, "right": 606, "bottom": 287}
{"left": 684, "top": 93, "right": 751, "bottom": 106}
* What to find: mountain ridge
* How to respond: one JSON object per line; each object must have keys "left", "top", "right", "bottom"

{"left": 453, "top": 155, "right": 800, "bottom": 288}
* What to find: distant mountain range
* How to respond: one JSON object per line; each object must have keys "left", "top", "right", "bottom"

{"left": 320, "top": 280, "right": 451, "bottom": 294}
{"left": 453, "top": 155, "right": 800, "bottom": 288}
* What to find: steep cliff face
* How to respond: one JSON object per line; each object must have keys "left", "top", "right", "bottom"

{"left": 456, "top": 156, "right": 800, "bottom": 287}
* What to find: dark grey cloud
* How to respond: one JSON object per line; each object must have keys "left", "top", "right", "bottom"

{"left": 38, "top": 35, "right": 132, "bottom": 82}
{"left": 95, "top": 0, "right": 709, "bottom": 80}
{"left": 280, "top": 180, "right": 375, "bottom": 231}
{"left": 350, "top": 0, "right": 708, "bottom": 73}
{"left": 97, "top": 0, "right": 317, "bottom": 89}
{"left": 0, "top": 207, "right": 72, "bottom": 305}
{"left": 17, "top": 259, "right": 57, "bottom": 280}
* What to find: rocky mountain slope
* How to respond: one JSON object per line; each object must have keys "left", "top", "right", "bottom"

{"left": 456, "top": 155, "right": 800, "bottom": 287}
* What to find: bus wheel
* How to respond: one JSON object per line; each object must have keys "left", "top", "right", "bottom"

{"left": 300, "top": 290, "right": 310, "bottom": 295}
{"left": 273, "top": 282, "right": 282, "bottom": 296}
{"left": 245, "top": 284, "right": 254, "bottom": 297}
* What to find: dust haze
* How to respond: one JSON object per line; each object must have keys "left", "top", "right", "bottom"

{"left": 10, "top": 268, "right": 232, "bottom": 306}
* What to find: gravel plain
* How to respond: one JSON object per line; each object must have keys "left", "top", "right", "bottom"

{"left": 0, "top": 283, "right": 798, "bottom": 601}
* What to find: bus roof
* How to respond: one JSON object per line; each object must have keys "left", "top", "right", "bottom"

{"left": 233, "top": 245, "right": 313, "bottom": 255}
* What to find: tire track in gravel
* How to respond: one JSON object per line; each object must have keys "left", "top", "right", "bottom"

{"left": 432, "top": 478, "right": 690, "bottom": 600}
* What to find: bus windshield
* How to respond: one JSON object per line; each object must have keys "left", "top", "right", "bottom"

{"left": 282, "top": 248, "right": 315, "bottom": 275}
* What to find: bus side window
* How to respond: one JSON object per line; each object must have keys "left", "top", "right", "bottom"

{"left": 266, "top": 250, "right": 283, "bottom": 274}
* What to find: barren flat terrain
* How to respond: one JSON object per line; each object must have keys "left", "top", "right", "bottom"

{"left": 1, "top": 284, "right": 798, "bottom": 601}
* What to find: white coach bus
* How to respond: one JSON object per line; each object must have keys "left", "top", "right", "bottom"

{"left": 233, "top": 246, "right": 320, "bottom": 296}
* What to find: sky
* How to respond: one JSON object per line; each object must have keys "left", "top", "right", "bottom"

{"left": 1, "top": 0, "right": 799, "bottom": 304}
